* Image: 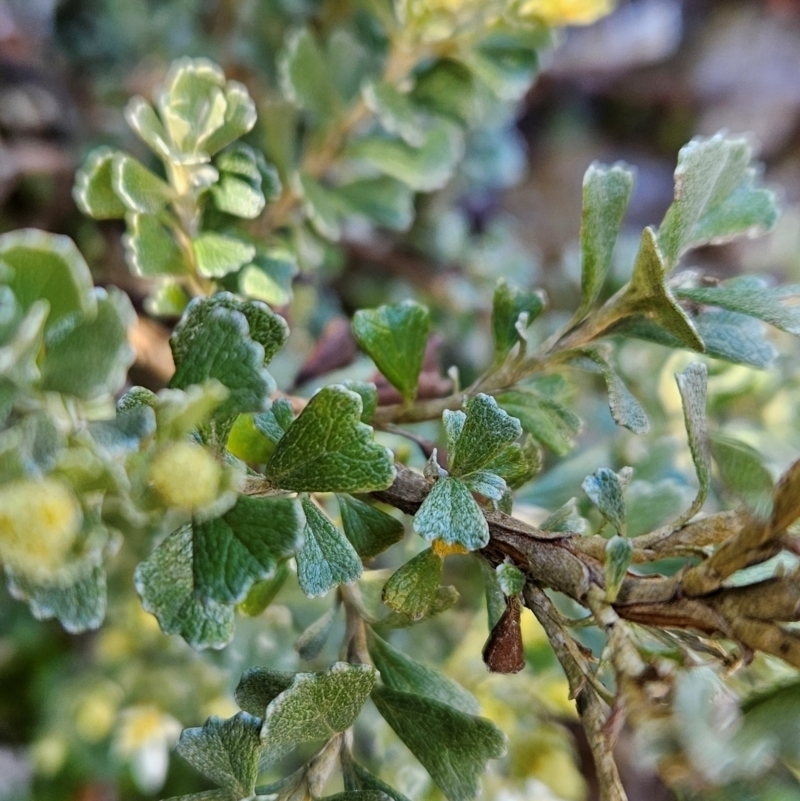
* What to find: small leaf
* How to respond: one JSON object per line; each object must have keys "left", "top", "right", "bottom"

{"left": 211, "top": 144, "right": 268, "bottom": 219}
{"left": 482, "top": 595, "right": 525, "bottom": 674}
{"left": 541, "top": 498, "right": 586, "bottom": 533}
{"left": 464, "top": 39, "right": 540, "bottom": 101}
{"left": 342, "top": 380, "right": 378, "bottom": 423}
{"left": 318, "top": 793, "right": 390, "bottom": 801}
{"left": 176, "top": 713, "right": 262, "bottom": 797}
{"left": 496, "top": 390, "right": 581, "bottom": 456}
{"left": 371, "top": 685, "right": 506, "bottom": 801}
{"left": 447, "top": 394, "right": 522, "bottom": 477}
{"left": 134, "top": 525, "right": 235, "bottom": 650}
{"left": 238, "top": 561, "right": 290, "bottom": 617}
{"left": 279, "top": 28, "right": 344, "bottom": 122}
{"left": 675, "top": 276, "right": 800, "bottom": 336}
{"left": 111, "top": 154, "right": 171, "bottom": 214}
{"left": 265, "top": 385, "right": 395, "bottom": 493}
{"left": 124, "top": 96, "right": 173, "bottom": 160}
{"left": 382, "top": 547, "right": 443, "bottom": 621}
{"left": 295, "top": 603, "right": 339, "bottom": 660}
{"left": 335, "top": 177, "right": 414, "bottom": 232}
{"left": 261, "top": 662, "right": 376, "bottom": 757}
{"left": 658, "top": 132, "right": 778, "bottom": 268}
{"left": 363, "top": 80, "right": 426, "bottom": 146}
{"left": 73, "top": 147, "right": 127, "bottom": 219}
{"left": 297, "top": 173, "right": 343, "bottom": 241}
{"left": 296, "top": 497, "right": 362, "bottom": 597}
{"left": 193, "top": 496, "right": 303, "bottom": 605}
{"left": 563, "top": 347, "right": 648, "bottom": 434}
{"left": 495, "top": 562, "right": 525, "bottom": 596}
{"left": 193, "top": 233, "right": 256, "bottom": 279}
{"left": 620, "top": 227, "right": 704, "bottom": 352}
{"left": 235, "top": 667, "right": 295, "bottom": 717}
{"left": 203, "top": 80, "right": 258, "bottom": 156}
{"left": 460, "top": 470, "right": 507, "bottom": 502}
{"left": 253, "top": 398, "right": 295, "bottom": 445}
{"left": 582, "top": 467, "right": 629, "bottom": 535}
{"left": 376, "top": 585, "right": 458, "bottom": 630}
{"left": 695, "top": 308, "right": 776, "bottom": 368}
{"left": 41, "top": 287, "right": 135, "bottom": 399}
{"left": 368, "top": 632, "right": 479, "bottom": 714}
{"left": 343, "top": 758, "right": 412, "bottom": 801}
{"left": 711, "top": 434, "right": 773, "bottom": 518}
{"left": 352, "top": 301, "right": 430, "bottom": 404}
{"left": 604, "top": 535, "right": 633, "bottom": 602}
{"left": 123, "top": 213, "right": 189, "bottom": 277}
{"left": 239, "top": 248, "right": 297, "bottom": 307}
{"left": 0, "top": 229, "right": 95, "bottom": 329}
{"left": 574, "top": 162, "right": 635, "bottom": 322}
{"left": 413, "top": 477, "right": 489, "bottom": 551}
{"left": 347, "top": 121, "right": 465, "bottom": 192}
{"left": 674, "top": 362, "right": 711, "bottom": 526}
{"left": 491, "top": 279, "right": 546, "bottom": 359}
{"left": 338, "top": 495, "right": 405, "bottom": 560}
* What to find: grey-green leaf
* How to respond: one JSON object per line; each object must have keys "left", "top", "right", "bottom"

{"left": 343, "top": 758, "right": 412, "bottom": 801}
{"left": 658, "top": 132, "right": 778, "bottom": 268}
{"left": 582, "top": 467, "right": 629, "bottom": 536}
{"left": 176, "top": 713, "right": 262, "bottom": 796}
{"left": 604, "top": 535, "right": 633, "bottom": 603}
{"left": 413, "top": 477, "right": 489, "bottom": 551}
{"left": 123, "top": 213, "right": 188, "bottom": 277}
{"left": 497, "top": 390, "right": 582, "bottom": 456}
{"left": 193, "top": 496, "right": 303, "bottom": 605}
{"left": 73, "top": 147, "right": 127, "bottom": 219}
{"left": 338, "top": 494, "right": 405, "bottom": 560}
{"left": 111, "top": 154, "right": 171, "bottom": 214}
{"left": 575, "top": 162, "right": 634, "bottom": 322}
{"left": 368, "top": 632, "right": 479, "bottom": 715}
{"left": 261, "top": 662, "right": 376, "bottom": 757}
{"left": 674, "top": 362, "right": 711, "bottom": 527}
{"left": 352, "top": 301, "right": 430, "bottom": 404}
{"left": 265, "top": 385, "right": 395, "bottom": 493}
{"left": 134, "top": 525, "right": 235, "bottom": 650}
{"left": 711, "top": 434, "right": 774, "bottom": 518}
{"left": 235, "top": 667, "right": 296, "bottom": 717}
{"left": 335, "top": 177, "right": 415, "bottom": 232}
{"left": 296, "top": 496, "right": 362, "bottom": 597}
{"left": 381, "top": 547, "right": 443, "bottom": 621}
{"left": 491, "top": 279, "right": 546, "bottom": 359}
{"left": 193, "top": 234, "right": 256, "bottom": 279}
{"left": 540, "top": 498, "right": 586, "bottom": 533}
{"left": 363, "top": 80, "right": 426, "bottom": 147}
{"left": 371, "top": 685, "right": 506, "bottom": 801}
{"left": 295, "top": 603, "right": 339, "bottom": 660}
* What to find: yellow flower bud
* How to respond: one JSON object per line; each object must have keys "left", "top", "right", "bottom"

{"left": 0, "top": 478, "right": 81, "bottom": 576}
{"left": 431, "top": 538, "right": 470, "bottom": 557}
{"left": 149, "top": 441, "right": 222, "bottom": 511}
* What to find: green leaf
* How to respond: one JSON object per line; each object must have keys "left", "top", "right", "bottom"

{"left": 203, "top": 80, "right": 258, "bottom": 156}
{"left": 319, "top": 793, "right": 390, "bottom": 801}
{"left": 412, "top": 60, "right": 478, "bottom": 124}
{"left": 239, "top": 248, "right": 297, "bottom": 306}
{"left": 491, "top": 279, "right": 546, "bottom": 359}
{"left": 193, "top": 233, "right": 256, "bottom": 279}
{"left": 658, "top": 132, "right": 778, "bottom": 268}
{"left": 265, "top": 385, "right": 395, "bottom": 493}
{"left": 5, "top": 556, "right": 106, "bottom": 634}
{"left": 376, "top": 585, "right": 458, "bottom": 630}
{"left": 495, "top": 562, "right": 525, "bottom": 596}
{"left": 460, "top": 470, "right": 508, "bottom": 502}
{"left": 381, "top": 547, "right": 443, "bottom": 621}
{"left": 447, "top": 394, "right": 522, "bottom": 477}
{"left": 336, "top": 177, "right": 415, "bottom": 232}
{"left": 695, "top": 308, "right": 776, "bottom": 368}
{"left": 145, "top": 281, "right": 190, "bottom": 318}
{"left": 297, "top": 172, "right": 343, "bottom": 241}
{"left": 620, "top": 227, "right": 704, "bottom": 352}
{"left": 170, "top": 294, "right": 287, "bottom": 435}
{"left": 193, "top": 496, "right": 303, "bottom": 605}
{"left": 111, "top": 153, "right": 171, "bottom": 214}
{"left": 235, "top": 667, "right": 295, "bottom": 717}
{"left": 352, "top": 301, "right": 430, "bottom": 404}
{"left": 238, "top": 561, "right": 289, "bottom": 617}
{"left": 134, "top": 525, "right": 235, "bottom": 650}
{"left": 296, "top": 496, "right": 363, "bottom": 598}
{"left": 363, "top": 80, "right": 426, "bottom": 147}
{"left": 123, "top": 213, "right": 189, "bottom": 277}
{"left": 563, "top": 347, "right": 648, "bottom": 434}
{"left": 604, "top": 535, "right": 633, "bottom": 603}
{"left": 575, "top": 162, "right": 634, "bottom": 322}
{"left": 541, "top": 498, "right": 586, "bottom": 533}
{"left": 338, "top": 494, "right": 405, "bottom": 560}
{"left": 464, "top": 37, "right": 540, "bottom": 101}
{"left": 40, "top": 288, "right": 135, "bottom": 399}
{"left": 343, "top": 758, "right": 412, "bottom": 801}
{"left": 177, "top": 713, "right": 262, "bottom": 797}
{"left": 254, "top": 397, "right": 295, "bottom": 444}
{"left": 674, "top": 362, "right": 711, "bottom": 526}
{"left": 371, "top": 685, "right": 506, "bottom": 801}
{"left": 368, "top": 632, "right": 479, "bottom": 715}
{"left": 124, "top": 96, "right": 173, "bottom": 161}
{"left": 496, "top": 390, "right": 581, "bottom": 456}
{"left": 211, "top": 144, "right": 268, "bottom": 219}
{"left": 347, "top": 121, "right": 465, "bottom": 192}
{"left": 711, "top": 434, "right": 773, "bottom": 518}
{"left": 582, "top": 467, "right": 629, "bottom": 535}
{"left": 261, "top": 662, "right": 376, "bottom": 757}
{"left": 413, "top": 477, "right": 489, "bottom": 551}
{"left": 295, "top": 603, "right": 339, "bottom": 660}
{"left": 675, "top": 276, "right": 800, "bottom": 336}
{"left": 279, "top": 28, "right": 344, "bottom": 122}
{"left": 73, "top": 147, "right": 127, "bottom": 219}
{"left": 342, "top": 380, "right": 378, "bottom": 423}
{"left": 0, "top": 229, "right": 95, "bottom": 329}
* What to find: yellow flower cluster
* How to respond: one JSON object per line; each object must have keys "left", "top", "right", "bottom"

{"left": 0, "top": 478, "right": 81, "bottom": 576}
{"left": 404, "top": 0, "right": 613, "bottom": 27}
{"left": 518, "top": 0, "right": 613, "bottom": 25}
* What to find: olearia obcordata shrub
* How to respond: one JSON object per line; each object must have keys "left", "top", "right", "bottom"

{"left": 4, "top": 2, "right": 800, "bottom": 800}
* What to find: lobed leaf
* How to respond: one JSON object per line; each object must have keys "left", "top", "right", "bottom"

{"left": 496, "top": 389, "right": 581, "bottom": 456}
{"left": 604, "top": 535, "right": 633, "bottom": 602}
{"left": 413, "top": 476, "right": 489, "bottom": 551}
{"left": 123, "top": 213, "right": 189, "bottom": 277}
{"left": 335, "top": 177, "right": 415, "bottom": 232}
{"left": 338, "top": 494, "right": 405, "bottom": 560}
{"left": 342, "top": 758, "right": 412, "bottom": 801}
{"left": 235, "top": 666, "right": 296, "bottom": 717}
{"left": 381, "top": 547, "right": 444, "bottom": 621}
{"left": 72, "top": 147, "right": 127, "bottom": 219}
{"left": 491, "top": 278, "right": 546, "bottom": 359}
{"left": 582, "top": 467, "right": 629, "bottom": 536}
{"left": 193, "top": 233, "right": 256, "bottom": 279}
{"left": 111, "top": 154, "right": 172, "bottom": 214}
{"left": 363, "top": 80, "right": 426, "bottom": 147}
